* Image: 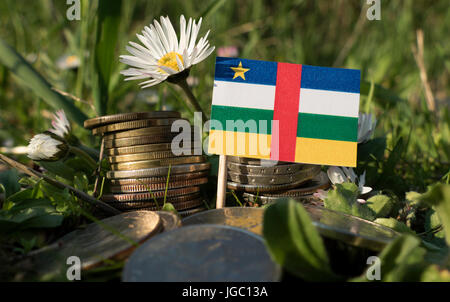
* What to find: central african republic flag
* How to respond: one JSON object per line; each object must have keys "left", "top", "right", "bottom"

{"left": 208, "top": 57, "right": 361, "bottom": 167}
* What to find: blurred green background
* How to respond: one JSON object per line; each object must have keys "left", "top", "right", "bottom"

{"left": 0, "top": 0, "right": 448, "bottom": 193}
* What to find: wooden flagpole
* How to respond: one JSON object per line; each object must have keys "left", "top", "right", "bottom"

{"left": 216, "top": 154, "right": 227, "bottom": 209}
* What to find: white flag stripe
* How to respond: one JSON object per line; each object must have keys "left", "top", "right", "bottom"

{"left": 212, "top": 81, "right": 275, "bottom": 110}
{"left": 299, "top": 88, "right": 360, "bottom": 118}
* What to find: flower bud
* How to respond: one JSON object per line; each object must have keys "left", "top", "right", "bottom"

{"left": 27, "top": 132, "right": 68, "bottom": 161}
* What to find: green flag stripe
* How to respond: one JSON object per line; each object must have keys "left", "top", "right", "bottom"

{"left": 210, "top": 105, "right": 358, "bottom": 142}
{"left": 297, "top": 113, "right": 358, "bottom": 142}
{"left": 210, "top": 105, "right": 273, "bottom": 134}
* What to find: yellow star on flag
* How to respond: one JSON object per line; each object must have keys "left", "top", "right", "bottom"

{"left": 230, "top": 61, "right": 250, "bottom": 80}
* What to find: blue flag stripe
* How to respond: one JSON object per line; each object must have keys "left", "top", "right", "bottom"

{"left": 300, "top": 65, "right": 360, "bottom": 93}
{"left": 214, "top": 57, "right": 360, "bottom": 93}
{"left": 214, "top": 57, "right": 277, "bottom": 86}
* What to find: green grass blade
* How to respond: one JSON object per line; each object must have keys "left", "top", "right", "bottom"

{"left": 163, "top": 164, "right": 172, "bottom": 206}
{"left": 0, "top": 38, "right": 88, "bottom": 126}
{"left": 230, "top": 190, "right": 243, "bottom": 207}
{"left": 360, "top": 80, "right": 405, "bottom": 108}
{"left": 93, "top": 0, "right": 122, "bottom": 116}
{"left": 198, "top": 0, "right": 227, "bottom": 19}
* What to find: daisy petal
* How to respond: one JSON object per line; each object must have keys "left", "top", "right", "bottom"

{"left": 179, "top": 15, "right": 187, "bottom": 52}
{"left": 360, "top": 186, "right": 372, "bottom": 195}
{"left": 327, "top": 166, "right": 346, "bottom": 184}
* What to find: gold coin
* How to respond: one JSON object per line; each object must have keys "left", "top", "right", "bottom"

{"left": 84, "top": 112, "right": 181, "bottom": 129}
{"left": 109, "top": 171, "right": 209, "bottom": 185}
{"left": 108, "top": 149, "right": 203, "bottom": 163}
{"left": 101, "top": 186, "right": 201, "bottom": 202}
{"left": 49, "top": 211, "right": 163, "bottom": 270}
{"left": 92, "top": 118, "right": 182, "bottom": 135}
{"left": 105, "top": 143, "right": 200, "bottom": 156}
{"left": 106, "top": 143, "right": 172, "bottom": 156}
{"left": 104, "top": 135, "right": 175, "bottom": 148}
{"left": 110, "top": 156, "right": 206, "bottom": 171}
{"left": 106, "top": 162, "right": 211, "bottom": 179}
{"left": 104, "top": 126, "right": 197, "bottom": 140}
{"left": 110, "top": 177, "right": 208, "bottom": 193}
{"left": 157, "top": 211, "right": 182, "bottom": 231}
{"left": 104, "top": 126, "right": 173, "bottom": 141}
{"left": 108, "top": 151, "right": 178, "bottom": 164}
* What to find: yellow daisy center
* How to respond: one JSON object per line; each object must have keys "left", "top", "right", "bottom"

{"left": 66, "top": 55, "right": 78, "bottom": 65}
{"left": 157, "top": 52, "right": 183, "bottom": 74}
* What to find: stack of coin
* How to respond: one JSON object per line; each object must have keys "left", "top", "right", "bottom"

{"left": 226, "top": 156, "right": 330, "bottom": 205}
{"left": 84, "top": 112, "right": 210, "bottom": 216}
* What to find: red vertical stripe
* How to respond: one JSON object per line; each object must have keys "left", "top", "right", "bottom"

{"left": 271, "top": 63, "right": 302, "bottom": 162}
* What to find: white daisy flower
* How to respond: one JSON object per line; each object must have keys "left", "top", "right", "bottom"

{"left": 357, "top": 170, "right": 372, "bottom": 195}
{"left": 315, "top": 167, "right": 372, "bottom": 203}
{"left": 327, "top": 166, "right": 372, "bottom": 195}
{"left": 27, "top": 133, "right": 68, "bottom": 161}
{"left": 56, "top": 54, "right": 81, "bottom": 70}
{"left": 49, "top": 110, "right": 71, "bottom": 138}
{"left": 358, "top": 113, "right": 377, "bottom": 144}
{"left": 120, "top": 15, "right": 215, "bottom": 88}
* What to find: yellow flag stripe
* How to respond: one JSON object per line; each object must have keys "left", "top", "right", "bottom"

{"left": 294, "top": 137, "right": 357, "bottom": 167}
{"left": 208, "top": 130, "right": 272, "bottom": 159}
{"left": 207, "top": 130, "right": 357, "bottom": 167}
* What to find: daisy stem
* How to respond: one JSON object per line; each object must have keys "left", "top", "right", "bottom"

{"left": 69, "top": 146, "right": 97, "bottom": 171}
{"left": 176, "top": 78, "right": 210, "bottom": 120}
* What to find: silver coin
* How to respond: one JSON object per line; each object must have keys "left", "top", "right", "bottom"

{"left": 227, "top": 165, "right": 320, "bottom": 193}
{"left": 227, "top": 156, "right": 292, "bottom": 166}
{"left": 182, "top": 207, "right": 264, "bottom": 236}
{"left": 227, "top": 161, "right": 306, "bottom": 175}
{"left": 105, "top": 193, "right": 201, "bottom": 210}
{"left": 135, "top": 198, "right": 205, "bottom": 212}
{"left": 226, "top": 165, "right": 320, "bottom": 193}
{"left": 122, "top": 225, "right": 281, "bottom": 282}
{"left": 227, "top": 164, "right": 320, "bottom": 185}
{"left": 101, "top": 186, "right": 201, "bottom": 202}
{"left": 227, "top": 178, "right": 311, "bottom": 193}
{"left": 262, "top": 171, "right": 330, "bottom": 197}
{"left": 109, "top": 177, "right": 208, "bottom": 193}
{"left": 242, "top": 193, "right": 317, "bottom": 205}
{"left": 304, "top": 205, "right": 399, "bottom": 251}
